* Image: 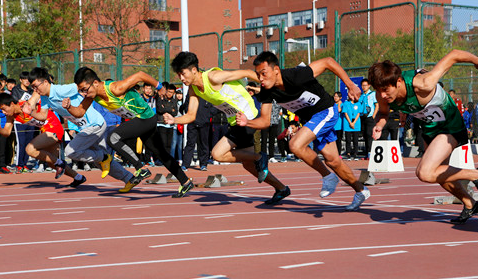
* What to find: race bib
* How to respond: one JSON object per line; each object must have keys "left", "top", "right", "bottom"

{"left": 216, "top": 102, "right": 238, "bottom": 118}
{"left": 25, "top": 118, "right": 46, "bottom": 128}
{"left": 64, "top": 115, "right": 87, "bottom": 127}
{"left": 109, "top": 106, "right": 136, "bottom": 119}
{"left": 411, "top": 105, "right": 445, "bottom": 123}
{"left": 20, "top": 93, "right": 32, "bottom": 101}
{"left": 278, "top": 91, "right": 320, "bottom": 113}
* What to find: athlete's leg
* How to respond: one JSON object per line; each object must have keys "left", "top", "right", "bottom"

{"left": 288, "top": 127, "right": 330, "bottom": 177}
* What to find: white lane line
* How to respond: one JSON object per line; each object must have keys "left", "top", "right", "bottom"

{"left": 234, "top": 233, "right": 270, "bottom": 239}
{"left": 0, "top": 217, "right": 11, "bottom": 220}
{"left": 308, "top": 226, "right": 336, "bottom": 230}
{"left": 52, "top": 211, "right": 85, "bottom": 215}
{"left": 133, "top": 221, "right": 166, "bottom": 226}
{"left": 52, "top": 228, "right": 90, "bottom": 233}
{"left": 445, "top": 244, "right": 462, "bottom": 247}
{"left": 48, "top": 252, "right": 97, "bottom": 260}
{"left": 193, "top": 276, "right": 227, "bottom": 279}
{"left": 149, "top": 242, "right": 190, "bottom": 248}
{"left": 2, "top": 240, "right": 478, "bottom": 275}
{"left": 280, "top": 262, "right": 324, "bottom": 269}
{"left": 368, "top": 250, "right": 408, "bottom": 257}
{"left": 121, "top": 206, "right": 151, "bottom": 210}
{"left": 377, "top": 186, "right": 398, "bottom": 189}
{"left": 54, "top": 200, "right": 82, "bottom": 203}
{"left": 377, "top": 200, "right": 399, "bottom": 203}
{"left": 0, "top": 204, "right": 17, "bottom": 207}
{"left": 204, "top": 215, "right": 234, "bottom": 219}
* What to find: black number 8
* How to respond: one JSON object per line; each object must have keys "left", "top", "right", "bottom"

{"left": 374, "top": 146, "right": 383, "bottom": 163}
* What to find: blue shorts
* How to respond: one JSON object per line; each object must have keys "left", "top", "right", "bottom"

{"left": 303, "top": 106, "right": 338, "bottom": 151}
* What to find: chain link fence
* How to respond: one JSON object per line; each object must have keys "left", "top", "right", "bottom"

{"left": 78, "top": 47, "right": 117, "bottom": 81}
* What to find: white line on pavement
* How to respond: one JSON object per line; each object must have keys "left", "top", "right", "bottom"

{"left": 368, "top": 251, "right": 408, "bottom": 257}
{"left": 149, "top": 242, "right": 190, "bottom": 248}
{"left": 234, "top": 233, "right": 270, "bottom": 239}
{"left": 280, "top": 262, "right": 324, "bottom": 269}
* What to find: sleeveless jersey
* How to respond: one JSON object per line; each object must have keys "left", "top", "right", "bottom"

{"left": 15, "top": 100, "right": 64, "bottom": 140}
{"left": 390, "top": 70, "right": 465, "bottom": 137}
{"left": 191, "top": 68, "right": 258, "bottom": 126}
{"left": 94, "top": 80, "right": 155, "bottom": 119}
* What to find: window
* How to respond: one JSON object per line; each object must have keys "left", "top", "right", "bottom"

{"left": 269, "top": 41, "right": 279, "bottom": 54}
{"left": 316, "top": 7, "right": 327, "bottom": 22}
{"left": 423, "top": 14, "right": 434, "bottom": 21}
{"left": 287, "top": 37, "right": 312, "bottom": 52}
{"left": 245, "top": 17, "right": 263, "bottom": 32}
{"left": 150, "top": 29, "right": 166, "bottom": 49}
{"left": 318, "top": 35, "right": 327, "bottom": 49}
{"left": 269, "top": 14, "right": 288, "bottom": 27}
{"left": 149, "top": 0, "right": 166, "bottom": 11}
{"left": 291, "top": 10, "right": 312, "bottom": 26}
{"left": 98, "top": 24, "right": 114, "bottom": 33}
{"left": 246, "top": 43, "right": 263, "bottom": 56}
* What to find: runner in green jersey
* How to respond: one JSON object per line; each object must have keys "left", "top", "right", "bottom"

{"left": 165, "top": 51, "right": 290, "bottom": 205}
{"left": 368, "top": 49, "right": 478, "bottom": 224}
{"left": 63, "top": 67, "right": 194, "bottom": 197}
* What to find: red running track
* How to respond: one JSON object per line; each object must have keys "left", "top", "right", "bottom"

{"left": 0, "top": 158, "right": 477, "bottom": 278}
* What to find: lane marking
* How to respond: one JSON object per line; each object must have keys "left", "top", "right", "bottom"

{"left": 52, "top": 228, "right": 89, "bottom": 233}
{"left": 133, "top": 221, "right": 166, "bottom": 226}
{"left": 0, "top": 217, "right": 11, "bottom": 220}
{"left": 280, "top": 262, "right": 324, "bottom": 269}
{"left": 48, "top": 252, "right": 97, "bottom": 260}
{"left": 149, "top": 242, "right": 190, "bottom": 248}
{"left": 52, "top": 211, "right": 85, "bottom": 215}
{"left": 0, "top": 204, "right": 17, "bottom": 207}
{"left": 445, "top": 244, "right": 462, "bottom": 247}
{"left": 121, "top": 206, "right": 151, "bottom": 210}
{"left": 54, "top": 200, "right": 82, "bottom": 203}
{"left": 205, "top": 215, "right": 234, "bottom": 219}
{"left": 3, "top": 239, "right": 474, "bottom": 275}
{"left": 368, "top": 250, "right": 408, "bottom": 257}
{"left": 234, "top": 233, "right": 270, "bottom": 239}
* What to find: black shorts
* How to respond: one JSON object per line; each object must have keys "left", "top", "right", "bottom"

{"left": 422, "top": 128, "right": 469, "bottom": 147}
{"left": 225, "top": 125, "right": 256, "bottom": 149}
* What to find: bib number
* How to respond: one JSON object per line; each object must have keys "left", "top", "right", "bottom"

{"left": 216, "top": 102, "right": 238, "bottom": 118}
{"left": 64, "top": 115, "right": 87, "bottom": 127}
{"left": 411, "top": 106, "right": 445, "bottom": 123}
{"left": 109, "top": 107, "right": 136, "bottom": 119}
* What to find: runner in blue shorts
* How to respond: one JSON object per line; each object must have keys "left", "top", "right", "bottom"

{"left": 237, "top": 51, "right": 370, "bottom": 211}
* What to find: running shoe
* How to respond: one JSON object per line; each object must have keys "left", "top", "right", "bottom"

{"left": 67, "top": 175, "right": 87, "bottom": 188}
{"left": 15, "top": 166, "right": 23, "bottom": 174}
{"left": 172, "top": 180, "right": 194, "bottom": 198}
{"left": 0, "top": 167, "right": 10, "bottom": 174}
{"left": 22, "top": 166, "right": 32, "bottom": 173}
{"left": 254, "top": 152, "right": 269, "bottom": 183}
{"left": 319, "top": 173, "right": 339, "bottom": 198}
{"left": 54, "top": 160, "right": 66, "bottom": 179}
{"left": 130, "top": 168, "right": 152, "bottom": 184}
{"left": 269, "top": 157, "right": 278, "bottom": 163}
{"left": 345, "top": 187, "right": 371, "bottom": 211}
{"left": 99, "top": 154, "right": 112, "bottom": 178}
{"left": 264, "top": 186, "right": 291, "bottom": 205}
{"left": 200, "top": 165, "right": 207, "bottom": 171}
{"left": 181, "top": 166, "right": 188, "bottom": 172}
{"left": 450, "top": 202, "right": 478, "bottom": 224}
{"left": 119, "top": 178, "right": 140, "bottom": 193}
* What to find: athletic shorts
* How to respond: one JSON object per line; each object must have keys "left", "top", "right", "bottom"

{"left": 43, "top": 124, "right": 65, "bottom": 141}
{"left": 303, "top": 106, "right": 338, "bottom": 151}
{"left": 422, "top": 128, "right": 468, "bottom": 148}
{"left": 225, "top": 125, "right": 256, "bottom": 149}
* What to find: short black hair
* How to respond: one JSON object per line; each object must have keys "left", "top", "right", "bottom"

{"left": 6, "top": 78, "right": 16, "bottom": 85}
{"left": 289, "top": 121, "right": 299, "bottom": 127}
{"left": 171, "top": 52, "right": 199, "bottom": 73}
{"left": 28, "top": 67, "right": 51, "bottom": 83}
{"left": 0, "top": 93, "right": 18, "bottom": 106}
{"left": 334, "top": 91, "right": 342, "bottom": 98}
{"left": 247, "top": 82, "right": 257, "bottom": 87}
{"left": 361, "top": 78, "right": 370, "bottom": 84}
{"left": 143, "top": 83, "right": 153, "bottom": 88}
{"left": 0, "top": 73, "right": 6, "bottom": 82}
{"left": 168, "top": 84, "right": 177, "bottom": 91}
{"left": 253, "top": 51, "right": 279, "bottom": 68}
{"left": 74, "top": 67, "right": 101, "bottom": 85}
{"left": 20, "top": 71, "right": 30, "bottom": 80}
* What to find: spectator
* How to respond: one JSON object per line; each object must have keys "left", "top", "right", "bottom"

{"left": 342, "top": 96, "right": 361, "bottom": 160}
{"left": 156, "top": 84, "right": 178, "bottom": 154}
{"left": 261, "top": 99, "right": 281, "bottom": 163}
{"left": 333, "top": 92, "right": 344, "bottom": 155}
{"left": 464, "top": 102, "right": 474, "bottom": 139}
{"left": 277, "top": 121, "right": 300, "bottom": 158}
{"left": 11, "top": 71, "right": 35, "bottom": 172}
{"left": 170, "top": 89, "right": 185, "bottom": 164}
{"left": 379, "top": 109, "right": 400, "bottom": 140}
{"left": 210, "top": 107, "right": 229, "bottom": 164}
{"left": 360, "top": 78, "right": 378, "bottom": 159}
{"left": 449, "top": 89, "right": 464, "bottom": 116}
{"left": 181, "top": 95, "right": 212, "bottom": 171}
{"left": 141, "top": 83, "right": 159, "bottom": 165}
{"left": 6, "top": 79, "right": 16, "bottom": 94}
{"left": 0, "top": 108, "right": 11, "bottom": 173}
{"left": 0, "top": 74, "right": 6, "bottom": 93}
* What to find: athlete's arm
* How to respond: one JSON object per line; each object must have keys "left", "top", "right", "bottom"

{"left": 23, "top": 92, "right": 48, "bottom": 121}
{"left": 208, "top": 69, "right": 259, "bottom": 87}
{"left": 236, "top": 103, "right": 272, "bottom": 130}
{"left": 109, "top": 71, "right": 166, "bottom": 97}
{"left": 414, "top": 49, "right": 478, "bottom": 95}
{"left": 62, "top": 96, "right": 94, "bottom": 118}
{"left": 372, "top": 97, "right": 390, "bottom": 140}
{"left": 164, "top": 91, "right": 199, "bottom": 125}
{"left": 0, "top": 116, "right": 14, "bottom": 137}
{"left": 309, "top": 57, "right": 361, "bottom": 101}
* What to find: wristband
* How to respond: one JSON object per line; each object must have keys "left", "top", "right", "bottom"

{"left": 156, "top": 82, "right": 163, "bottom": 90}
